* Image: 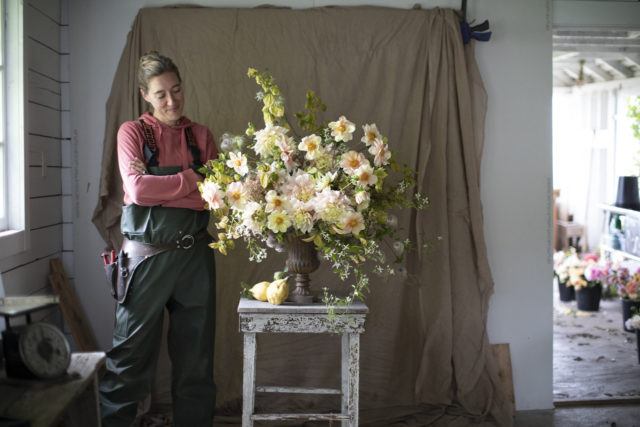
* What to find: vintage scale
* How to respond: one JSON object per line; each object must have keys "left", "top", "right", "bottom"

{"left": 0, "top": 296, "right": 71, "bottom": 379}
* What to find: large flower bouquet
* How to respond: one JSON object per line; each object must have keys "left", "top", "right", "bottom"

{"left": 198, "top": 68, "right": 429, "bottom": 304}
{"left": 558, "top": 251, "right": 607, "bottom": 291}
{"left": 619, "top": 267, "right": 640, "bottom": 301}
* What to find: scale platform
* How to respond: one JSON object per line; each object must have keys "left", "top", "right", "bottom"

{"left": 0, "top": 296, "right": 60, "bottom": 329}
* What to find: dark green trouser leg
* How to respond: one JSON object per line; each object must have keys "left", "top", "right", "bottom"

{"left": 99, "top": 239, "right": 216, "bottom": 427}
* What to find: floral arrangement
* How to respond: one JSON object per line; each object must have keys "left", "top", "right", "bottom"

{"left": 198, "top": 68, "right": 430, "bottom": 304}
{"left": 553, "top": 247, "right": 581, "bottom": 283}
{"left": 553, "top": 248, "right": 607, "bottom": 291}
{"left": 619, "top": 266, "right": 640, "bottom": 301}
{"left": 625, "top": 313, "right": 640, "bottom": 331}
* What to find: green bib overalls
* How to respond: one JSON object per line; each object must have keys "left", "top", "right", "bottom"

{"left": 99, "top": 169, "right": 216, "bottom": 425}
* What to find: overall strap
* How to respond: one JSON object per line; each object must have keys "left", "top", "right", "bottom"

{"left": 185, "top": 127, "right": 202, "bottom": 167}
{"left": 139, "top": 119, "right": 159, "bottom": 167}
{"left": 139, "top": 119, "right": 201, "bottom": 167}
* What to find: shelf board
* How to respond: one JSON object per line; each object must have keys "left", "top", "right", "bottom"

{"left": 598, "top": 203, "right": 640, "bottom": 217}
{"left": 600, "top": 245, "right": 640, "bottom": 262}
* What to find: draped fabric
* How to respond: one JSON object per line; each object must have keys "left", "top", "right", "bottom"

{"left": 92, "top": 6, "right": 512, "bottom": 426}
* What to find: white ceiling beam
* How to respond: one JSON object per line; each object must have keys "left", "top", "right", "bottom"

{"left": 622, "top": 54, "right": 640, "bottom": 69}
{"left": 562, "top": 67, "right": 580, "bottom": 81}
{"left": 583, "top": 64, "right": 611, "bottom": 81}
{"left": 554, "top": 1, "right": 640, "bottom": 31}
{"left": 554, "top": 30, "right": 631, "bottom": 39}
{"left": 552, "top": 37, "right": 640, "bottom": 47}
{"left": 554, "top": 45, "right": 640, "bottom": 54}
{"left": 553, "top": 72, "right": 575, "bottom": 87}
{"left": 597, "top": 59, "right": 633, "bottom": 78}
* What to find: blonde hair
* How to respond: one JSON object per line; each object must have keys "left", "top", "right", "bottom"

{"left": 137, "top": 51, "right": 182, "bottom": 94}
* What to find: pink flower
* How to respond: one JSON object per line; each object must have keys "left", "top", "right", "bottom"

{"left": 584, "top": 264, "right": 605, "bottom": 282}
{"left": 341, "top": 211, "right": 365, "bottom": 235}
{"left": 368, "top": 139, "right": 391, "bottom": 167}
{"left": 340, "top": 151, "right": 367, "bottom": 175}
{"left": 200, "top": 180, "right": 225, "bottom": 210}
{"left": 583, "top": 253, "right": 598, "bottom": 263}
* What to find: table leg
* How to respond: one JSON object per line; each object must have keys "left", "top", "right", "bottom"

{"left": 342, "top": 332, "right": 360, "bottom": 427}
{"left": 242, "top": 333, "right": 256, "bottom": 427}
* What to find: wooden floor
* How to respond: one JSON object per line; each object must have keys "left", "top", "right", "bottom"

{"left": 553, "top": 286, "right": 640, "bottom": 405}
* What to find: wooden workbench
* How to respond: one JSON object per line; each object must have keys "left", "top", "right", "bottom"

{"left": 0, "top": 352, "right": 106, "bottom": 427}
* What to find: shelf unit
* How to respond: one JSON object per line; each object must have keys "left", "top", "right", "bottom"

{"left": 599, "top": 203, "right": 640, "bottom": 262}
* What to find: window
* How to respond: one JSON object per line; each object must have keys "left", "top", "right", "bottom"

{"left": 0, "top": 0, "right": 26, "bottom": 258}
{"left": 0, "top": 0, "right": 6, "bottom": 230}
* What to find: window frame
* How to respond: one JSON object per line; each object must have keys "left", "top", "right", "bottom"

{"left": 0, "top": 0, "right": 28, "bottom": 259}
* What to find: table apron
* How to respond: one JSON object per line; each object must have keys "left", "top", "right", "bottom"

{"left": 239, "top": 313, "right": 366, "bottom": 333}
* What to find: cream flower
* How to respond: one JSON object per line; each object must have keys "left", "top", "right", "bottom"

{"left": 226, "top": 151, "right": 249, "bottom": 176}
{"left": 315, "top": 171, "right": 337, "bottom": 191}
{"left": 241, "top": 201, "right": 266, "bottom": 233}
{"left": 253, "top": 123, "right": 289, "bottom": 158}
{"left": 282, "top": 171, "right": 316, "bottom": 203}
{"left": 225, "top": 181, "right": 247, "bottom": 209}
{"left": 267, "top": 210, "right": 291, "bottom": 233}
{"left": 199, "top": 179, "right": 225, "bottom": 210}
{"left": 312, "top": 187, "right": 350, "bottom": 224}
{"left": 355, "top": 190, "right": 370, "bottom": 210}
{"left": 298, "top": 135, "right": 322, "bottom": 160}
{"left": 341, "top": 211, "right": 365, "bottom": 235}
{"left": 340, "top": 151, "right": 367, "bottom": 175}
{"left": 361, "top": 124, "right": 382, "bottom": 146}
{"left": 368, "top": 140, "right": 391, "bottom": 167}
{"left": 265, "top": 190, "right": 288, "bottom": 212}
{"left": 355, "top": 164, "right": 378, "bottom": 187}
{"left": 289, "top": 201, "right": 315, "bottom": 234}
{"left": 277, "top": 135, "right": 297, "bottom": 170}
{"left": 328, "top": 116, "right": 356, "bottom": 142}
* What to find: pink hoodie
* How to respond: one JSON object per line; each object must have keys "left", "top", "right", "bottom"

{"left": 117, "top": 112, "right": 218, "bottom": 210}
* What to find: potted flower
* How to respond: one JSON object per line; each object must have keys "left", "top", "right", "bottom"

{"left": 553, "top": 247, "right": 579, "bottom": 301}
{"left": 619, "top": 267, "right": 640, "bottom": 332}
{"left": 568, "top": 253, "right": 606, "bottom": 311}
{"left": 624, "top": 314, "right": 640, "bottom": 364}
{"left": 198, "top": 68, "right": 429, "bottom": 307}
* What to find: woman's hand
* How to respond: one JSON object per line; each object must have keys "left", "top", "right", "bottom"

{"left": 130, "top": 158, "right": 148, "bottom": 175}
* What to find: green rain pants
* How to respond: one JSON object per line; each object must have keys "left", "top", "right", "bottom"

{"left": 99, "top": 204, "right": 216, "bottom": 427}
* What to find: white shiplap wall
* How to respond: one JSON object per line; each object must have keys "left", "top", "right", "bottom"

{"left": 0, "top": 0, "right": 71, "bottom": 334}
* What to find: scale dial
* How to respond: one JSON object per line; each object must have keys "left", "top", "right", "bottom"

{"left": 18, "top": 322, "right": 71, "bottom": 379}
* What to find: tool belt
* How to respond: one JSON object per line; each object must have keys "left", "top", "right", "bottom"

{"left": 104, "top": 229, "right": 211, "bottom": 304}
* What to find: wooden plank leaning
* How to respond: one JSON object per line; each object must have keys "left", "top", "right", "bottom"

{"left": 48, "top": 258, "right": 98, "bottom": 351}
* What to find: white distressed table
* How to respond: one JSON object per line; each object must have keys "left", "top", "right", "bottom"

{"left": 238, "top": 298, "right": 368, "bottom": 427}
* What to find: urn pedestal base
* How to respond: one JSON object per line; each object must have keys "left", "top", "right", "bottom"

{"left": 286, "top": 235, "right": 320, "bottom": 304}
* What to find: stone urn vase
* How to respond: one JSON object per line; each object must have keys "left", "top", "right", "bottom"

{"left": 286, "top": 234, "right": 320, "bottom": 304}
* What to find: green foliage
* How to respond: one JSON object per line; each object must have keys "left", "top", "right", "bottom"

{"left": 628, "top": 96, "right": 640, "bottom": 173}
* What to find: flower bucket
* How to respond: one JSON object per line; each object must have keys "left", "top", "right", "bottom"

{"left": 636, "top": 330, "right": 640, "bottom": 365}
{"left": 622, "top": 299, "right": 640, "bottom": 333}
{"left": 557, "top": 279, "right": 575, "bottom": 302}
{"left": 576, "top": 284, "right": 602, "bottom": 311}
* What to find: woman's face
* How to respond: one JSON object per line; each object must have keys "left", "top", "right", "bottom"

{"left": 141, "top": 71, "right": 184, "bottom": 126}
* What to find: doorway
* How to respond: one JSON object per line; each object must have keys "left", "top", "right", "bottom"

{"left": 552, "top": 26, "right": 640, "bottom": 405}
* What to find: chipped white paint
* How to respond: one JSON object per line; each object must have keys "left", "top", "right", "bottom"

{"left": 238, "top": 298, "right": 368, "bottom": 427}
{"left": 256, "top": 386, "right": 342, "bottom": 394}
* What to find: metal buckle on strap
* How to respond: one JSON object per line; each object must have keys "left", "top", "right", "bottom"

{"left": 177, "top": 234, "right": 195, "bottom": 249}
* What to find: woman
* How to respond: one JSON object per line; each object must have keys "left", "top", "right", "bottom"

{"left": 99, "top": 52, "right": 218, "bottom": 427}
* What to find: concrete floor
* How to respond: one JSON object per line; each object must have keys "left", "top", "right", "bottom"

{"left": 523, "top": 282, "right": 640, "bottom": 427}
{"left": 515, "top": 404, "right": 640, "bottom": 426}
{"left": 553, "top": 291, "right": 639, "bottom": 403}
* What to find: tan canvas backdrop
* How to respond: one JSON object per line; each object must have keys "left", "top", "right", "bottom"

{"left": 93, "top": 6, "right": 512, "bottom": 426}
